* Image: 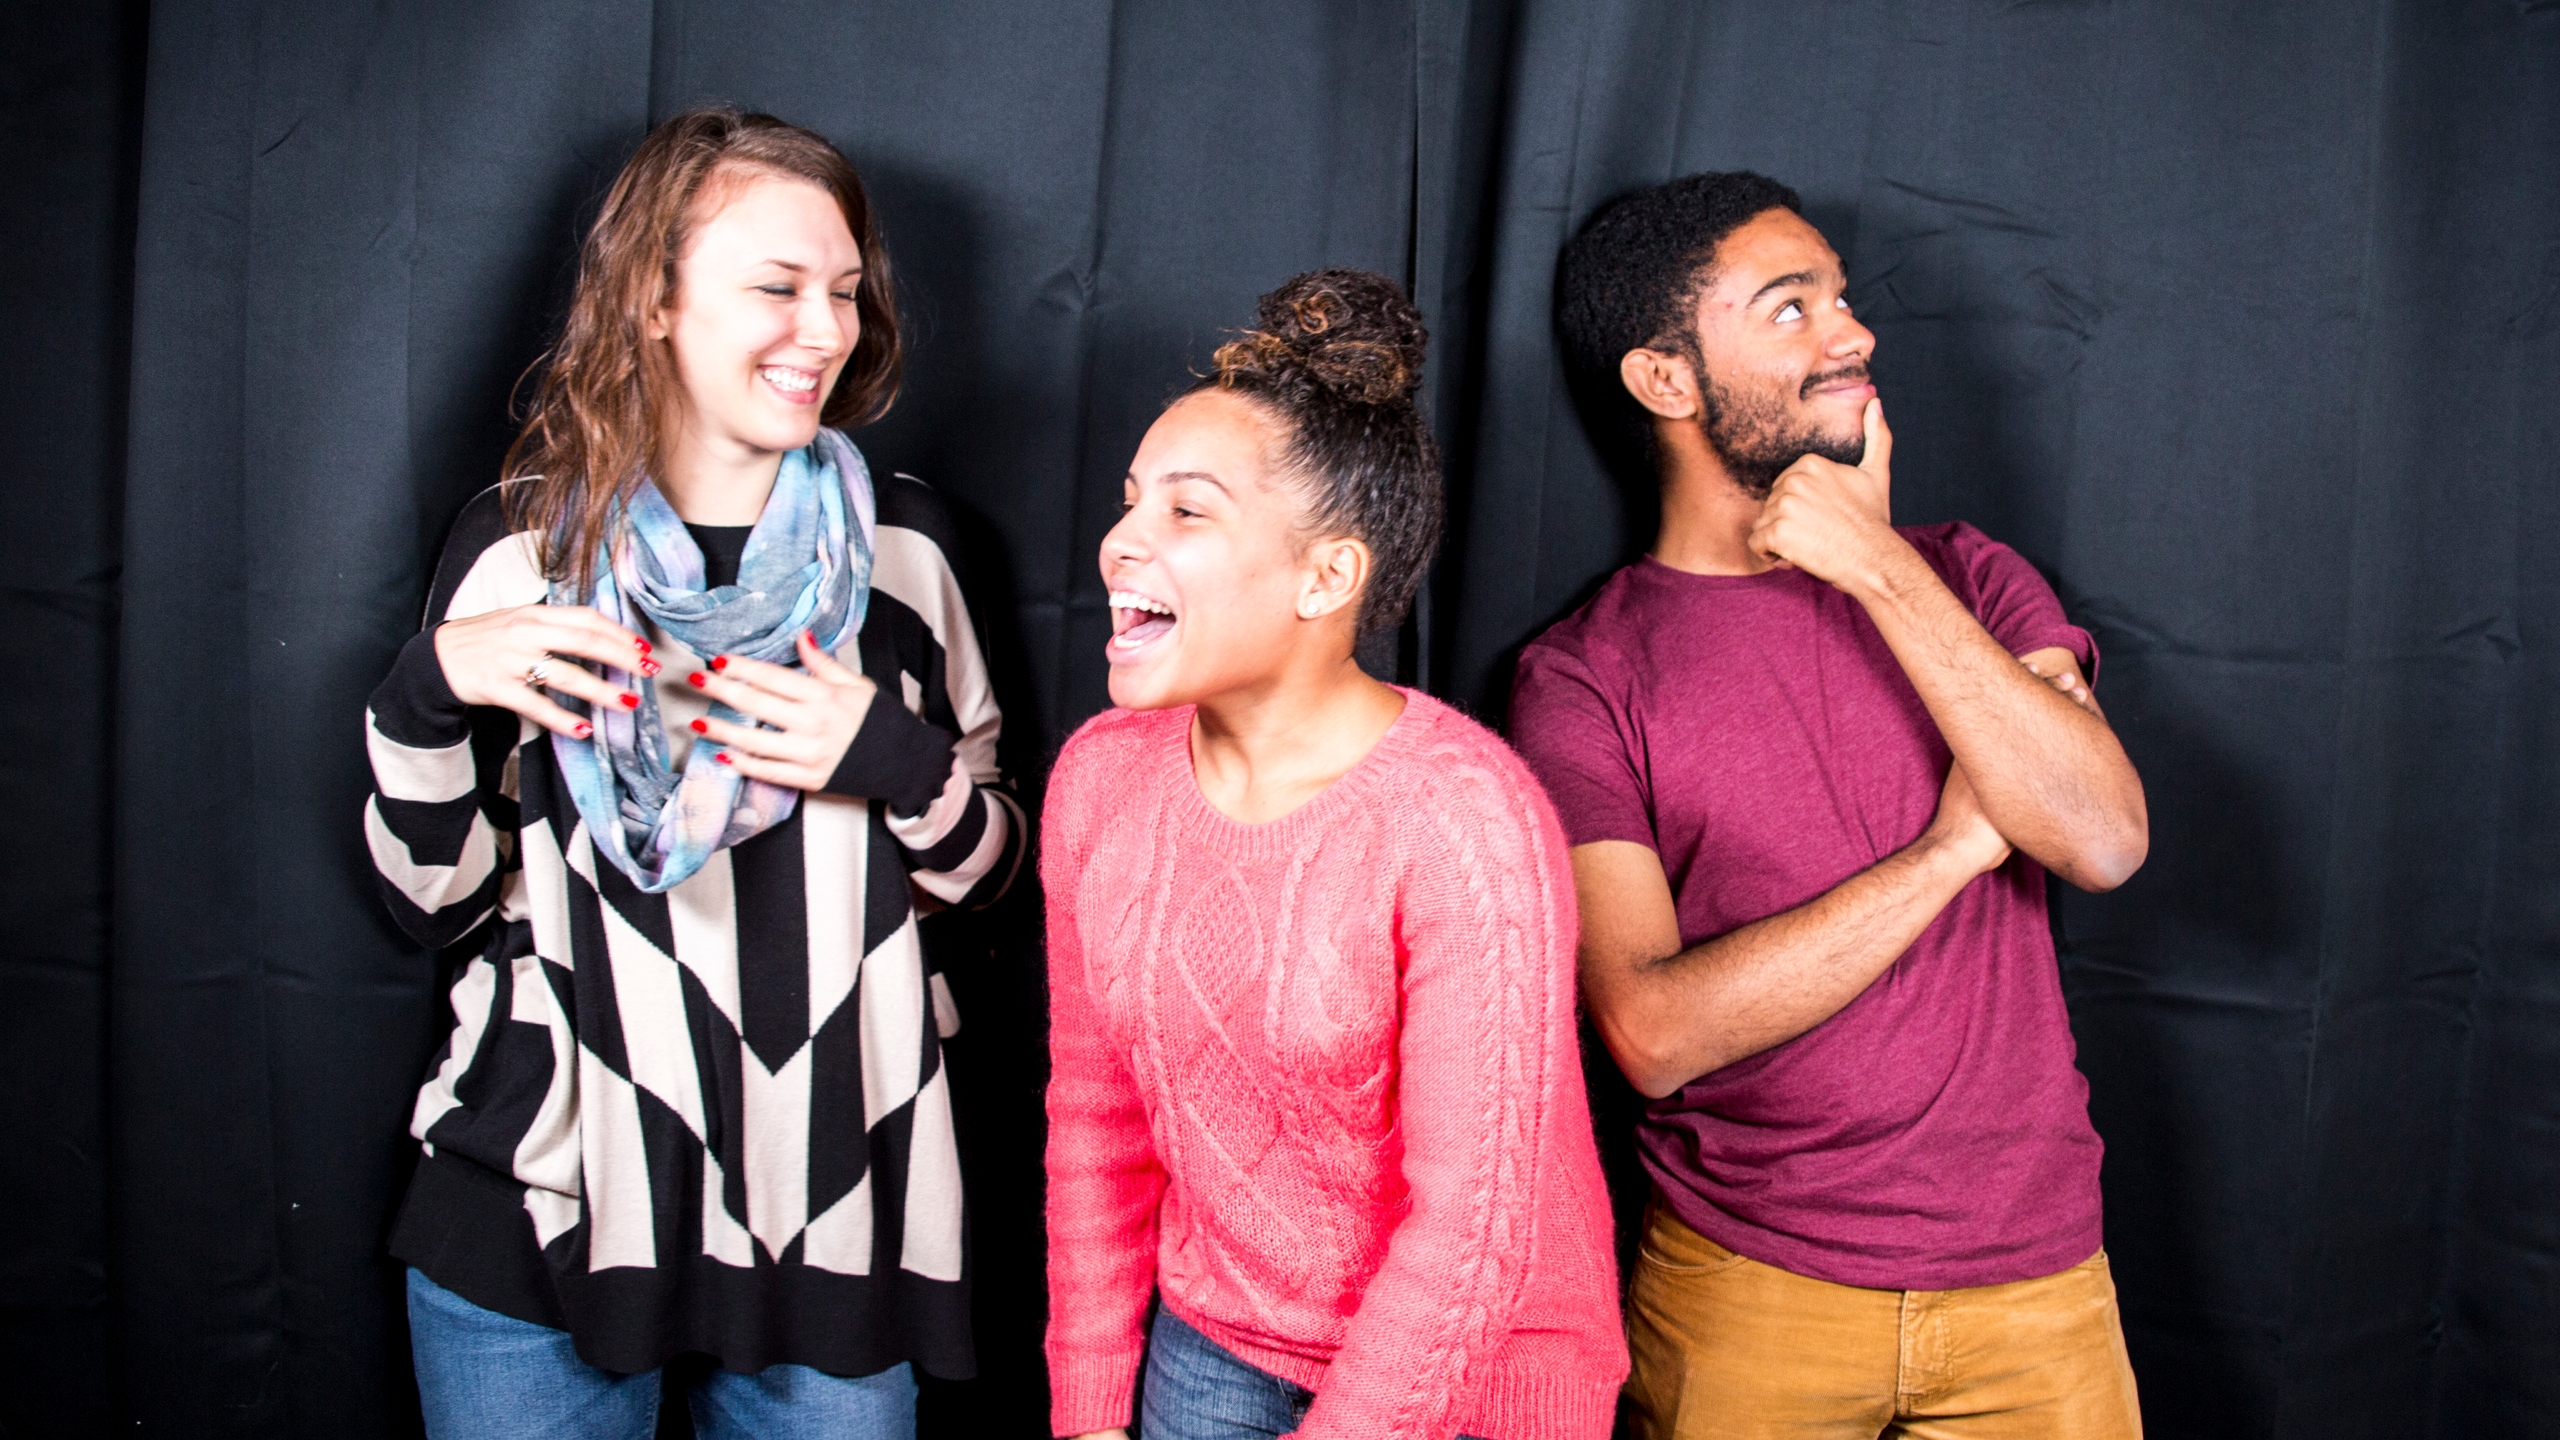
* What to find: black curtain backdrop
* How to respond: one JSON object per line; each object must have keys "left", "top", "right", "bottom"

{"left": 0, "top": 3, "right": 2552, "bottom": 1438}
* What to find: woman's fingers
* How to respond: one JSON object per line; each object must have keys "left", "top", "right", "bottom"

{"left": 690, "top": 712, "right": 817, "bottom": 763}
{"left": 704, "top": 650, "right": 827, "bottom": 702}
{"left": 532, "top": 615, "right": 657, "bottom": 676}
{"left": 716, "top": 747, "right": 815, "bottom": 789}
{"left": 535, "top": 659, "right": 642, "bottom": 718}
{"left": 687, "top": 668, "right": 800, "bottom": 729}
{"left": 692, "top": 716, "right": 829, "bottom": 790}
{"left": 517, "top": 689, "right": 604, "bottom": 739}
{"left": 796, "top": 630, "right": 859, "bottom": 683}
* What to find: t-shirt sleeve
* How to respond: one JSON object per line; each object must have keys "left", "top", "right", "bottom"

{"left": 1508, "top": 640, "right": 1658, "bottom": 852}
{"left": 1937, "top": 523, "right": 2100, "bottom": 684}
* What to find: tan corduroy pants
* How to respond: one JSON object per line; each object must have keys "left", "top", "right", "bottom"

{"left": 1622, "top": 1203, "right": 2142, "bottom": 1440}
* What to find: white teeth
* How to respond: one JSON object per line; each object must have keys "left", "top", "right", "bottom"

{"left": 1108, "top": 589, "right": 1174, "bottom": 616}
{"left": 758, "top": 366, "right": 817, "bottom": 393}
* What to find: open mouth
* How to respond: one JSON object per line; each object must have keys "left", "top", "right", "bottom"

{"left": 759, "top": 365, "right": 821, "bottom": 403}
{"left": 1108, "top": 588, "right": 1177, "bottom": 658}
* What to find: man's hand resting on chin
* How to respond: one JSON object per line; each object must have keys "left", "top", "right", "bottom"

{"left": 1747, "top": 398, "right": 1914, "bottom": 597}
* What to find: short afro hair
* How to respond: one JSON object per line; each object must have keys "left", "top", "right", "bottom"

{"left": 1555, "top": 171, "right": 1803, "bottom": 449}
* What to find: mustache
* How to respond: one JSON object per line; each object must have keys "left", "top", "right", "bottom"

{"left": 1798, "top": 362, "right": 1870, "bottom": 400}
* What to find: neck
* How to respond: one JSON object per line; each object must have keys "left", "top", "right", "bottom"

{"left": 656, "top": 416, "right": 788, "bottom": 526}
{"left": 1648, "top": 420, "right": 1778, "bottom": 576}
{"left": 1188, "top": 647, "right": 1406, "bottom": 825}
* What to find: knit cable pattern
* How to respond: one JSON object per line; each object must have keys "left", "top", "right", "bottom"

{"left": 1042, "top": 692, "right": 1625, "bottom": 1440}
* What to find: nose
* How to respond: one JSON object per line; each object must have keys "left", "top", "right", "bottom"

{"left": 1824, "top": 304, "right": 1876, "bottom": 363}
{"left": 1099, "top": 505, "right": 1148, "bottom": 578}
{"left": 797, "top": 290, "right": 851, "bottom": 360}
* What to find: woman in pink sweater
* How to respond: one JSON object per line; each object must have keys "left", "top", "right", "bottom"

{"left": 1041, "top": 269, "right": 1628, "bottom": 1440}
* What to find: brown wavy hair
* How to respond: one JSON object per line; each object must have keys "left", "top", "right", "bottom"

{"left": 502, "top": 106, "right": 902, "bottom": 590}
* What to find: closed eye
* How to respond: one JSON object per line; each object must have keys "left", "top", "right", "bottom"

{"left": 757, "top": 284, "right": 795, "bottom": 298}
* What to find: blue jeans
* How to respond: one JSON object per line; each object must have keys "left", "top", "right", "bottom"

{"left": 1141, "top": 1308, "right": 1485, "bottom": 1440}
{"left": 407, "top": 1268, "right": 916, "bottom": 1440}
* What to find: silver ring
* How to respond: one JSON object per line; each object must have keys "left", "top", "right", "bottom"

{"left": 525, "top": 656, "right": 553, "bottom": 688}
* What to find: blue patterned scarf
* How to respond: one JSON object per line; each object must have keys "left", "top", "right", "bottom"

{"left": 548, "top": 429, "right": 875, "bottom": 893}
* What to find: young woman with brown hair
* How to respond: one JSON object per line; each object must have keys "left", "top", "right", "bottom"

{"left": 1040, "top": 271, "right": 1628, "bottom": 1440}
{"left": 361, "top": 107, "right": 1022, "bottom": 1438}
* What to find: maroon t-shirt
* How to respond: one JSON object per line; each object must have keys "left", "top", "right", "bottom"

{"left": 1509, "top": 522, "right": 2105, "bottom": 1291}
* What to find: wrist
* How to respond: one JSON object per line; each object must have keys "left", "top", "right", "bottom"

{"left": 1837, "top": 529, "right": 1927, "bottom": 609}
{"left": 1914, "top": 819, "right": 2000, "bottom": 880}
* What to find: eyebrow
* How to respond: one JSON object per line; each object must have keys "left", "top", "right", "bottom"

{"left": 755, "top": 259, "right": 864, "bottom": 279}
{"left": 1745, "top": 269, "right": 1827, "bottom": 307}
{"left": 1130, "top": 469, "right": 1234, "bottom": 496}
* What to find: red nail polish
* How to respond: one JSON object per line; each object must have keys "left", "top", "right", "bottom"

{"left": 803, "top": 629, "right": 818, "bottom": 647}
{"left": 573, "top": 722, "right": 593, "bottom": 738}
{"left": 639, "top": 659, "right": 662, "bottom": 677}
{"left": 688, "top": 672, "right": 708, "bottom": 688}
{"left": 619, "top": 692, "right": 639, "bottom": 709}
{"left": 714, "top": 751, "right": 732, "bottom": 766}
{"left": 690, "top": 719, "right": 708, "bottom": 734}
{"left": 634, "top": 638, "right": 652, "bottom": 655}
{"left": 709, "top": 655, "right": 729, "bottom": 672}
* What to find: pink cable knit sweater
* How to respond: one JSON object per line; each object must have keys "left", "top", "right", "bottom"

{"left": 1042, "top": 690, "right": 1627, "bottom": 1440}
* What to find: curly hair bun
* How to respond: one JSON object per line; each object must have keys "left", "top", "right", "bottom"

{"left": 1213, "top": 268, "right": 1426, "bottom": 406}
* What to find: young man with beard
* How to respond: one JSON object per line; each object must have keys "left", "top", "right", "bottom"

{"left": 1508, "top": 172, "right": 2150, "bottom": 1439}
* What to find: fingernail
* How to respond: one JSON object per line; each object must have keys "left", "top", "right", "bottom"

{"left": 639, "top": 659, "right": 662, "bottom": 677}
{"left": 709, "top": 655, "right": 730, "bottom": 672}
{"left": 803, "top": 629, "right": 818, "bottom": 647}
{"left": 618, "top": 692, "right": 639, "bottom": 709}
{"left": 688, "top": 672, "right": 708, "bottom": 688}
{"left": 634, "top": 638, "right": 652, "bottom": 655}
{"left": 689, "top": 719, "right": 708, "bottom": 734}
{"left": 713, "top": 751, "right": 732, "bottom": 766}
{"left": 573, "top": 722, "right": 593, "bottom": 738}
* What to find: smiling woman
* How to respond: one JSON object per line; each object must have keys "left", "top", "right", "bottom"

{"left": 1041, "top": 272, "right": 1629, "bottom": 1440}
{"left": 358, "top": 108, "right": 1022, "bottom": 1440}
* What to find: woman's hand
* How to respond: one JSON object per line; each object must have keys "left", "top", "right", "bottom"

{"left": 685, "top": 630, "right": 878, "bottom": 792}
{"left": 433, "top": 603, "right": 656, "bottom": 738}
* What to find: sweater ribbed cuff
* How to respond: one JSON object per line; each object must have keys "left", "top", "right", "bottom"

{"left": 368, "top": 627, "right": 472, "bottom": 746}
{"left": 823, "top": 694, "right": 958, "bottom": 817}
{"left": 1048, "top": 1349, "right": 1145, "bottom": 1439}
{"left": 1452, "top": 1364, "right": 1626, "bottom": 1440}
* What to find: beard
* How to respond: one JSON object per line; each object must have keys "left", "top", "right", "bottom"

{"left": 1699, "top": 359, "right": 1870, "bottom": 498}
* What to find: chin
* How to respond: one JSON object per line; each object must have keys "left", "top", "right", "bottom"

{"left": 764, "top": 417, "right": 827, "bottom": 451}
{"left": 1106, "top": 665, "right": 1186, "bottom": 712}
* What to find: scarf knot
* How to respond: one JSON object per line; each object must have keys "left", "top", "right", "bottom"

{"left": 547, "top": 429, "right": 875, "bottom": 892}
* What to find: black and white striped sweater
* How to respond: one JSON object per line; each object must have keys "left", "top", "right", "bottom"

{"left": 364, "top": 471, "right": 1023, "bottom": 1379}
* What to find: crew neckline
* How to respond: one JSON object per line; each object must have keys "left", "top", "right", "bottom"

{"left": 1635, "top": 553, "right": 1811, "bottom": 588}
{"left": 1170, "top": 687, "right": 1426, "bottom": 853}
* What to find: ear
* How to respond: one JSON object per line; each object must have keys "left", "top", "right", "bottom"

{"left": 1619, "top": 346, "right": 1701, "bottom": 421}
{"left": 1296, "top": 535, "right": 1373, "bottom": 622}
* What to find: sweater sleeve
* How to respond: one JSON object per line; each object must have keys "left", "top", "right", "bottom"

{"left": 1041, "top": 738, "right": 1167, "bottom": 1438}
{"left": 1294, "top": 748, "right": 1580, "bottom": 1440}
{"left": 858, "top": 487, "right": 1027, "bottom": 911}
{"left": 362, "top": 487, "right": 529, "bottom": 951}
